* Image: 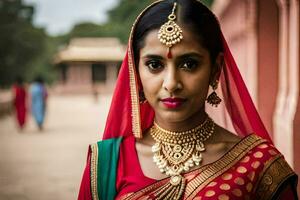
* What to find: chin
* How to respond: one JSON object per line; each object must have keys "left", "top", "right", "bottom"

{"left": 159, "top": 111, "right": 191, "bottom": 123}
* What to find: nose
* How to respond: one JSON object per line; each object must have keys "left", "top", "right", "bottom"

{"left": 162, "top": 67, "right": 183, "bottom": 93}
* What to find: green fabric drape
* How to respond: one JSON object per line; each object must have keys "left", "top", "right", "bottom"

{"left": 96, "top": 137, "right": 123, "bottom": 200}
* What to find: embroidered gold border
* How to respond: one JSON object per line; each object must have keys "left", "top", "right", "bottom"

{"left": 122, "top": 179, "right": 170, "bottom": 200}
{"left": 252, "top": 153, "right": 281, "bottom": 194}
{"left": 185, "top": 134, "right": 265, "bottom": 199}
{"left": 127, "top": 0, "right": 163, "bottom": 138}
{"left": 123, "top": 134, "right": 265, "bottom": 199}
{"left": 90, "top": 143, "right": 99, "bottom": 200}
{"left": 254, "top": 154, "right": 296, "bottom": 200}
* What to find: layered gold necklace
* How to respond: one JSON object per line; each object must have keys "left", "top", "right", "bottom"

{"left": 150, "top": 116, "right": 215, "bottom": 199}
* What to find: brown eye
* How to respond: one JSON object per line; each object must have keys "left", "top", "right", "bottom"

{"left": 145, "top": 60, "right": 163, "bottom": 71}
{"left": 180, "top": 59, "right": 199, "bottom": 71}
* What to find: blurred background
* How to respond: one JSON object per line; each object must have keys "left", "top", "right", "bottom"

{"left": 0, "top": 0, "right": 299, "bottom": 199}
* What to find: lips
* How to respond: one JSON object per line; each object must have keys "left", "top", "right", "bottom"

{"left": 161, "top": 97, "right": 186, "bottom": 109}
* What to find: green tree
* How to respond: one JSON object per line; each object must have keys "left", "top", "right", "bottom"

{"left": 0, "top": 0, "right": 47, "bottom": 87}
{"left": 105, "top": 0, "right": 153, "bottom": 43}
{"left": 63, "top": 0, "right": 214, "bottom": 44}
{"left": 63, "top": 0, "right": 151, "bottom": 44}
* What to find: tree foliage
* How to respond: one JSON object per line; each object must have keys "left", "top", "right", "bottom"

{"left": 0, "top": 0, "right": 49, "bottom": 87}
{"left": 65, "top": 0, "right": 214, "bottom": 43}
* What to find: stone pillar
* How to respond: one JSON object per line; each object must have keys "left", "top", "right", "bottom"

{"left": 289, "top": 0, "right": 300, "bottom": 194}
{"left": 273, "top": 0, "right": 294, "bottom": 167}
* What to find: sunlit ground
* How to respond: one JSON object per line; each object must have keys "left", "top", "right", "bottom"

{"left": 0, "top": 94, "right": 111, "bottom": 200}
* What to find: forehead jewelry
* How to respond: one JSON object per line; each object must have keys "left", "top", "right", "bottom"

{"left": 158, "top": 2, "right": 183, "bottom": 59}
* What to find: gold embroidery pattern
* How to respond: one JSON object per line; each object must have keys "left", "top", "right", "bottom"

{"left": 122, "top": 179, "right": 170, "bottom": 200}
{"left": 185, "top": 134, "right": 265, "bottom": 199}
{"left": 127, "top": 0, "right": 163, "bottom": 138}
{"left": 90, "top": 143, "right": 99, "bottom": 200}
{"left": 123, "top": 134, "right": 265, "bottom": 200}
{"left": 254, "top": 154, "right": 295, "bottom": 200}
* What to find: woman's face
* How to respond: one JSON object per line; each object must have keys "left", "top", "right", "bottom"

{"left": 138, "top": 27, "right": 216, "bottom": 126}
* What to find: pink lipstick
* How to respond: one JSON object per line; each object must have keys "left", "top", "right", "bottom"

{"left": 161, "top": 97, "right": 186, "bottom": 109}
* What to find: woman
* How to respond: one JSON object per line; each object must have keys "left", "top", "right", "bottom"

{"left": 78, "top": 0, "right": 298, "bottom": 199}
{"left": 12, "top": 77, "right": 27, "bottom": 130}
{"left": 30, "top": 76, "right": 48, "bottom": 131}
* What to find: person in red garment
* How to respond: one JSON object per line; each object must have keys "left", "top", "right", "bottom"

{"left": 78, "top": 1, "right": 298, "bottom": 199}
{"left": 12, "top": 77, "right": 27, "bottom": 130}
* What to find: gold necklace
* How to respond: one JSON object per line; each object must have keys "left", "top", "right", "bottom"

{"left": 150, "top": 116, "right": 215, "bottom": 199}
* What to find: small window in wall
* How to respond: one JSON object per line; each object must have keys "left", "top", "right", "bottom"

{"left": 92, "top": 63, "right": 106, "bottom": 83}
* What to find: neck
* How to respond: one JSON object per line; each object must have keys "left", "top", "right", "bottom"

{"left": 154, "top": 109, "right": 207, "bottom": 132}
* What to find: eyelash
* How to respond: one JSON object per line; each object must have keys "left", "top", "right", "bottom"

{"left": 144, "top": 58, "right": 200, "bottom": 72}
{"left": 145, "top": 60, "right": 163, "bottom": 72}
{"left": 179, "top": 59, "right": 199, "bottom": 71}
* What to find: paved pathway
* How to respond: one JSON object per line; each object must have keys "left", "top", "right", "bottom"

{"left": 0, "top": 94, "right": 111, "bottom": 200}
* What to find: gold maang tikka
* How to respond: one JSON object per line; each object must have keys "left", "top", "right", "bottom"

{"left": 158, "top": 2, "right": 183, "bottom": 59}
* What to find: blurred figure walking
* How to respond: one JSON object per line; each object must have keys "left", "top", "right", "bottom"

{"left": 30, "top": 76, "right": 48, "bottom": 131}
{"left": 12, "top": 77, "right": 27, "bottom": 130}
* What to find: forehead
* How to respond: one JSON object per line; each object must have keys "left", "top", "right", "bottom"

{"left": 140, "top": 26, "right": 209, "bottom": 57}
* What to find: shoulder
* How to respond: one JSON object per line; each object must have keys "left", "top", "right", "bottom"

{"left": 230, "top": 135, "right": 297, "bottom": 199}
{"left": 88, "top": 137, "right": 124, "bottom": 200}
{"left": 250, "top": 140, "right": 297, "bottom": 199}
{"left": 89, "top": 137, "right": 123, "bottom": 156}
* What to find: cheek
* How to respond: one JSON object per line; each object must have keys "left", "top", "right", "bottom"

{"left": 183, "top": 70, "right": 211, "bottom": 97}
{"left": 189, "top": 83, "right": 209, "bottom": 101}
{"left": 138, "top": 68, "right": 161, "bottom": 100}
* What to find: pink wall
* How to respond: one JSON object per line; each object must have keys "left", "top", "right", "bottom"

{"left": 214, "top": 0, "right": 300, "bottom": 193}
{"left": 257, "top": 0, "right": 279, "bottom": 135}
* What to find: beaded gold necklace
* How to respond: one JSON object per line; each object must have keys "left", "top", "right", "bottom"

{"left": 150, "top": 116, "right": 215, "bottom": 199}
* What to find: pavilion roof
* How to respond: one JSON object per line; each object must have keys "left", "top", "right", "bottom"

{"left": 54, "top": 37, "right": 126, "bottom": 63}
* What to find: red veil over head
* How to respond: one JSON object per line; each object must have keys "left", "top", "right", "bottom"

{"left": 102, "top": 0, "right": 272, "bottom": 143}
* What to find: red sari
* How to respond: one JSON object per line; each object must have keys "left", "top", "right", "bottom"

{"left": 79, "top": 135, "right": 297, "bottom": 200}
{"left": 116, "top": 135, "right": 297, "bottom": 200}
{"left": 78, "top": 1, "right": 298, "bottom": 199}
{"left": 13, "top": 84, "right": 27, "bottom": 128}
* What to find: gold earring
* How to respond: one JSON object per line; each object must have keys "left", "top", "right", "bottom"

{"left": 206, "top": 80, "right": 221, "bottom": 107}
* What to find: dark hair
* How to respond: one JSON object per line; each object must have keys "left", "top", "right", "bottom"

{"left": 132, "top": 0, "right": 223, "bottom": 65}
{"left": 34, "top": 75, "right": 44, "bottom": 84}
{"left": 16, "top": 76, "right": 24, "bottom": 85}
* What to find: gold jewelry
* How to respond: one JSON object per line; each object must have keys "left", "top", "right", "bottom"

{"left": 158, "top": 2, "right": 183, "bottom": 58}
{"left": 150, "top": 116, "right": 215, "bottom": 199}
{"left": 206, "top": 80, "right": 222, "bottom": 107}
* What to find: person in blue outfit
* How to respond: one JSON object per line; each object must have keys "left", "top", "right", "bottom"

{"left": 30, "top": 76, "right": 48, "bottom": 131}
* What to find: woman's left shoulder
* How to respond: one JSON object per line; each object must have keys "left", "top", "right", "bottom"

{"left": 239, "top": 134, "right": 293, "bottom": 177}
{"left": 238, "top": 134, "right": 298, "bottom": 199}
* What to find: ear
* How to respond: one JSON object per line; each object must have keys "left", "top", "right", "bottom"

{"left": 210, "top": 52, "right": 224, "bottom": 84}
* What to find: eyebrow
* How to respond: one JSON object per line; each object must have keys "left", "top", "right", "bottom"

{"left": 141, "top": 52, "right": 204, "bottom": 60}
{"left": 177, "top": 52, "right": 204, "bottom": 60}
{"left": 141, "top": 54, "right": 164, "bottom": 60}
